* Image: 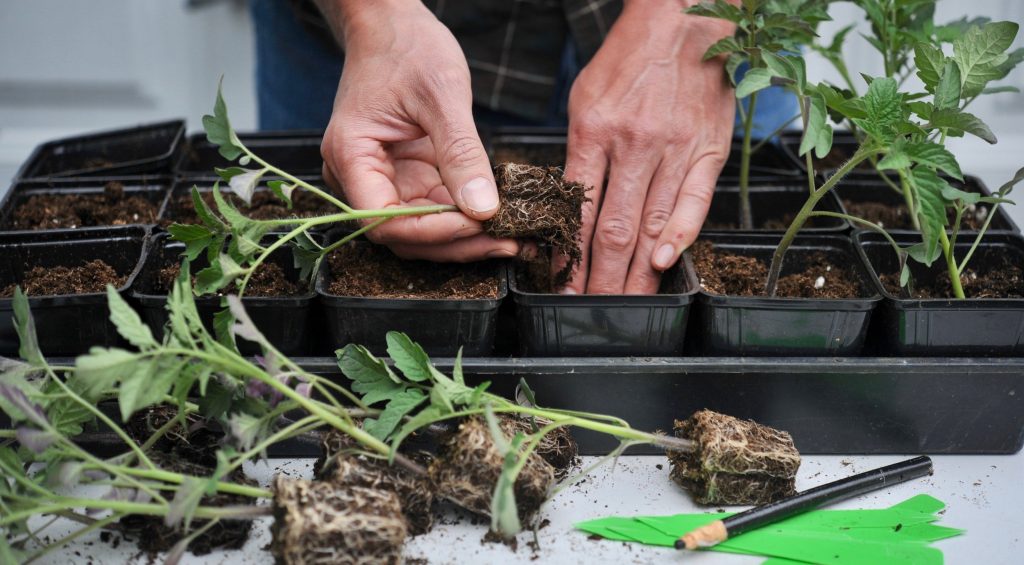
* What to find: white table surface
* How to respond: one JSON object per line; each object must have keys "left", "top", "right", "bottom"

{"left": 26, "top": 451, "right": 1023, "bottom": 564}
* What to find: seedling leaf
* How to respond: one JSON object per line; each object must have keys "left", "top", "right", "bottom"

{"left": 11, "top": 288, "right": 43, "bottom": 367}
{"left": 363, "top": 388, "right": 427, "bottom": 441}
{"left": 202, "top": 79, "right": 245, "bottom": 161}
{"left": 106, "top": 286, "right": 157, "bottom": 349}
{"left": 385, "top": 332, "right": 432, "bottom": 382}
{"left": 928, "top": 108, "right": 997, "bottom": 144}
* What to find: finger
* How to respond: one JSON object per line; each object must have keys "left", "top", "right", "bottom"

{"left": 388, "top": 234, "right": 520, "bottom": 263}
{"left": 623, "top": 154, "right": 690, "bottom": 294}
{"left": 585, "top": 150, "right": 661, "bottom": 295}
{"left": 558, "top": 137, "right": 608, "bottom": 294}
{"left": 651, "top": 154, "right": 724, "bottom": 271}
{"left": 420, "top": 105, "right": 499, "bottom": 221}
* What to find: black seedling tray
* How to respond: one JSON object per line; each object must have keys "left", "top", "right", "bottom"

{"left": 722, "top": 138, "right": 802, "bottom": 177}
{"left": 704, "top": 184, "right": 848, "bottom": 232}
{"left": 0, "top": 177, "right": 173, "bottom": 236}
{"left": 779, "top": 130, "right": 861, "bottom": 176}
{"left": 695, "top": 233, "right": 881, "bottom": 356}
{"left": 316, "top": 241, "right": 507, "bottom": 356}
{"left": 16, "top": 121, "right": 185, "bottom": 180}
{"left": 856, "top": 230, "right": 1024, "bottom": 356}
{"left": 836, "top": 176, "right": 1019, "bottom": 233}
{"left": 509, "top": 257, "right": 699, "bottom": 356}
{"left": 0, "top": 228, "right": 148, "bottom": 356}
{"left": 131, "top": 233, "right": 317, "bottom": 356}
{"left": 483, "top": 127, "right": 568, "bottom": 167}
{"left": 176, "top": 131, "right": 324, "bottom": 177}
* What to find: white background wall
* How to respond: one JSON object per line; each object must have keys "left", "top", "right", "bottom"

{"left": 1, "top": 0, "right": 1022, "bottom": 224}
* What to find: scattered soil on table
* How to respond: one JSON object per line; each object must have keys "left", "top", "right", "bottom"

{"left": 316, "top": 427, "right": 436, "bottom": 535}
{"left": 879, "top": 254, "right": 1024, "bottom": 299}
{"left": 1, "top": 259, "right": 126, "bottom": 297}
{"left": 485, "top": 163, "right": 587, "bottom": 292}
{"left": 843, "top": 199, "right": 992, "bottom": 231}
{"left": 667, "top": 410, "right": 801, "bottom": 505}
{"left": 119, "top": 456, "right": 252, "bottom": 556}
{"left": 5, "top": 182, "right": 159, "bottom": 230}
{"left": 157, "top": 262, "right": 301, "bottom": 297}
{"left": 327, "top": 244, "right": 499, "bottom": 299}
{"left": 165, "top": 189, "right": 336, "bottom": 225}
{"left": 125, "top": 405, "right": 223, "bottom": 468}
{"left": 691, "top": 241, "right": 865, "bottom": 299}
{"left": 272, "top": 476, "right": 406, "bottom": 565}
{"left": 491, "top": 144, "right": 567, "bottom": 167}
{"left": 429, "top": 417, "right": 555, "bottom": 524}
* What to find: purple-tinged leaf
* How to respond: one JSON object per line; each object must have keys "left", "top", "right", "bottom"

{"left": 16, "top": 427, "right": 56, "bottom": 454}
{"left": 1, "top": 384, "right": 48, "bottom": 427}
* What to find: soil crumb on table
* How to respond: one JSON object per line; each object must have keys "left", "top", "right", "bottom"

{"left": 157, "top": 262, "right": 301, "bottom": 297}
{"left": 1, "top": 259, "right": 126, "bottom": 297}
{"left": 691, "top": 241, "right": 864, "bottom": 299}
{"left": 6, "top": 182, "right": 158, "bottom": 230}
{"left": 327, "top": 244, "right": 499, "bottom": 299}
{"left": 485, "top": 163, "right": 586, "bottom": 291}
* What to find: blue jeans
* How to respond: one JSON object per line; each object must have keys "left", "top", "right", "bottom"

{"left": 251, "top": 0, "right": 796, "bottom": 137}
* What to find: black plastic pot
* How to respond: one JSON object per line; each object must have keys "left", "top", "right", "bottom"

{"left": 0, "top": 228, "right": 148, "bottom": 356}
{"left": 779, "top": 130, "right": 860, "bottom": 176}
{"left": 721, "top": 137, "right": 803, "bottom": 177}
{"left": 316, "top": 241, "right": 506, "bottom": 356}
{"left": 696, "top": 233, "right": 881, "bottom": 356}
{"left": 856, "top": 230, "right": 1024, "bottom": 356}
{"left": 160, "top": 177, "right": 344, "bottom": 232}
{"left": 510, "top": 258, "right": 699, "bottom": 356}
{"left": 131, "top": 233, "right": 316, "bottom": 356}
{"left": 704, "top": 184, "right": 848, "bottom": 232}
{"left": 176, "top": 131, "right": 324, "bottom": 177}
{"left": 837, "top": 176, "right": 1019, "bottom": 233}
{"left": 15, "top": 121, "right": 185, "bottom": 180}
{"left": 483, "top": 127, "right": 568, "bottom": 167}
{"left": 0, "top": 177, "right": 173, "bottom": 235}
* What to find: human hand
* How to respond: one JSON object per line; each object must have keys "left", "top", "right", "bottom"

{"left": 562, "top": 1, "right": 736, "bottom": 293}
{"left": 318, "top": 1, "right": 517, "bottom": 261}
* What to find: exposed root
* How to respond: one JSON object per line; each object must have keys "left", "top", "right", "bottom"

{"left": 502, "top": 415, "right": 579, "bottom": 479}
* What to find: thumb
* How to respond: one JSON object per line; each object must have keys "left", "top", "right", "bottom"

{"left": 422, "top": 110, "right": 499, "bottom": 221}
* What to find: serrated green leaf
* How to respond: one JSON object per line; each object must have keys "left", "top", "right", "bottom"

{"left": 914, "top": 43, "right": 944, "bottom": 91}
{"left": 389, "top": 404, "right": 443, "bottom": 454}
{"left": 685, "top": 0, "right": 743, "bottom": 24}
{"left": 202, "top": 79, "right": 245, "bottom": 161}
{"left": 291, "top": 232, "right": 323, "bottom": 283}
{"left": 798, "top": 94, "right": 832, "bottom": 158}
{"left": 363, "top": 388, "right": 427, "bottom": 441}
{"left": 190, "top": 186, "right": 225, "bottom": 231}
{"left": 762, "top": 52, "right": 798, "bottom": 83}
{"left": 928, "top": 108, "right": 997, "bottom": 144}
{"left": 168, "top": 223, "right": 215, "bottom": 262}
{"left": 941, "top": 185, "right": 982, "bottom": 206}
{"left": 267, "top": 180, "right": 295, "bottom": 209}
{"left": 11, "top": 288, "right": 43, "bottom": 366}
{"left": 934, "top": 59, "right": 962, "bottom": 110}
{"left": 453, "top": 347, "right": 464, "bottom": 386}
{"left": 911, "top": 167, "right": 951, "bottom": 265}
{"left": 736, "top": 68, "right": 775, "bottom": 99}
{"left": 337, "top": 344, "right": 403, "bottom": 406}
{"left": 385, "top": 332, "right": 432, "bottom": 382}
{"left": 853, "top": 77, "right": 904, "bottom": 143}
{"left": 725, "top": 53, "right": 745, "bottom": 86}
{"left": 903, "top": 142, "right": 962, "bottom": 180}
{"left": 106, "top": 286, "right": 157, "bottom": 349}
{"left": 954, "top": 21, "right": 1019, "bottom": 97}
{"left": 211, "top": 182, "right": 254, "bottom": 230}
{"left": 72, "top": 348, "right": 141, "bottom": 402}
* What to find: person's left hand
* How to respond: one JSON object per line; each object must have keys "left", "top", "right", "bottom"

{"left": 561, "top": 1, "right": 737, "bottom": 294}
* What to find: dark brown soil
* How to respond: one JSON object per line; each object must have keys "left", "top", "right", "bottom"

{"left": 125, "top": 405, "right": 223, "bottom": 468}
{"left": 157, "top": 262, "right": 301, "bottom": 296}
{"left": 691, "top": 241, "right": 865, "bottom": 299}
{"left": 165, "top": 189, "right": 336, "bottom": 225}
{"left": 272, "top": 477, "right": 406, "bottom": 565}
{"left": 327, "top": 244, "right": 499, "bottom": 299}
{"left": 879, "top": 253, "right": 1024, "bottom": 299}
{"left": 843, "top": 198, "right": 993, "bottom": 231}
{"left": 667, "top": 410, "right": 801, "bottom": 505}
{"left": 316, "top": 428, "right": 435, "bottom": 535}
{"left": 1, "top": 259, "right": 126, "bottom": 297}
{"left": 429, "top": 417, "right": 555, "bottom": 524}
{"left": 5, "top": 182, "right": 158, "bottom": 230}
{"left": 119, "top": 456, "right": 252, "bottom": 555}
{"left": 491, "top": 144, "right": 567, "bottom": 167}
{"left": 485, "top": 163, "right": 587, "bottom": 291}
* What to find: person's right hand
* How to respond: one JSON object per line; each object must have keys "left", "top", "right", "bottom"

{"left": 319, "top": 1, "right": 518, "bottom": 262}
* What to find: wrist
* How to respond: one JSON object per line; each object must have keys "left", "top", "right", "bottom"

{"left": 617, "top": 1, "right": 736, "bottom": 45}
{"left": 314, "top": 0, "right": 426, "bottom": 47}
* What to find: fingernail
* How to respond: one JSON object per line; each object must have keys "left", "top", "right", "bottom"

{"left": 460, "top": 177, "right": 499, "bottom": 214}
{"left": 654, "top": 244, "right": 676, "bottom": 269}
{"left": 486, "top": 249, "right": 516, "bottom": 259}
{"left": 559, "top": 287, "right": 577, "bottom": 295}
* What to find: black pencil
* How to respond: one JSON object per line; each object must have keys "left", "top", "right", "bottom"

{"left": 674, "top": 455, "right": 934, "bottom": 550}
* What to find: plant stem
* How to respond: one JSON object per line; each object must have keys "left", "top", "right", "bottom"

{"left": 764, "top": 148, "right": 876, "bottom": 296}
{"left": 796, "top": 95, "right": 814, "bottom": 195}
{"left": 897, "top": 169, "right": 921, "bottom": 231}
{"left": 739, "top": 90, "right": 759, "bottom": 230}
{"left": 749, "top": 113, "right": 802, "bottom": 155}
{"left": 939, "top": 229, "right": 966, "bottom": 299}
{"left": 958, "top": 201, "right": 1003, "bottom": 276}
{"left": 1, "top": 500, "right": 270, "bottom": 528}
{"left": 243, "top": 150, "right": 351, "bottom": 212}
{"left": 22, "top": 514, "right": 123, "bottom": 565}
{"left": 105, "top": 467, "right": 272, "bottom": 499}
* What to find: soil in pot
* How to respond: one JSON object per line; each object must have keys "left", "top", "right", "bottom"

{"left": 119, "top": 455, "right": 253, "bottom": 556}
{"left": 327, "top": 244, "right": 499, "bottom": 299}
{"left": 691, "top": 241, "right": 866, "bottom": 299}
{"left": 484, "top": 163, "right": 586, "bottom": 292}
{"left": 667, "top": 410, "right": 801, "bottom": 505}
{"left": 429, "top": 417, "right": 555, "bottom": 524}
{"left": 0, "top": 259, "right": 126, "bottom": 297}
{"left": 165, "top": 189, "right": 336, "bottom": 226}
{"left": 878, "top": 253, "right": 1024, "bottom": 299}
{"left": 125, "top": 404, "right": 223, "bottom": 468}
{"left": 703, "top": 211, "right": 834, "bottom": 231}
{"left": 316, "top": 428, "right": 435, "bottom": 536}
{"left": 157, "top": 262, "right": 301, "bottom": 297}
{"left": 4, "top": 182, "right": 159, "bottom": 230}
{"left": 272, "top": 476, "right": 407, "bottom": 565}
